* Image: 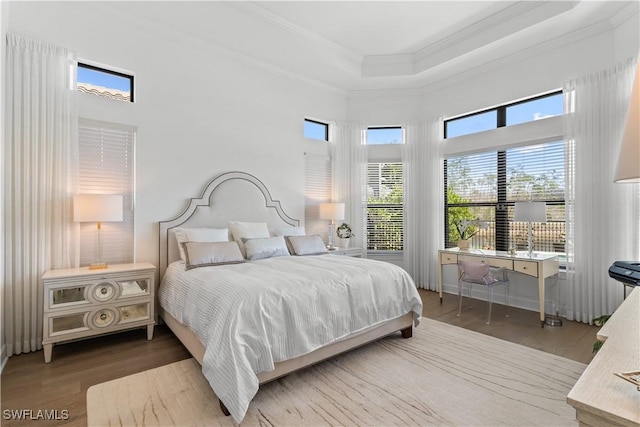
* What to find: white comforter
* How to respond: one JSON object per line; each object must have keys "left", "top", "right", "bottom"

{"left": 159, "top": 255, "right": 423, "bottom": 423}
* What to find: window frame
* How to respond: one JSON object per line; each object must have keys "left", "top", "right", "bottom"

{"left": 444, "top": 141, "right": 566, "bottom": 254}
{"left": 77, "top": 62, "right": 135, "bottom": 103}
{"left": 304, "top": 118, "right": 329, "bottom": 142}
{"left": 444, "top": 90, "right": 562, "bottom": 139}
{"left": 366, "top": 126, "right": 405, "bottom": 145}
{"left": 367, "top": 162, "right": 404, "bottom": 253}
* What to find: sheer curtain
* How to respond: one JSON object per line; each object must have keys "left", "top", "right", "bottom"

{"left": 330, "top": 122, "right": 367, "bottom": 251}
{"left": 4, "top": 34, "right": 78, "bottom": 356}
{"left": 563, "top": 58, "right": 639, "bottom": 323}
{"left": 403, "top": 117, "right": 444, "bottom": 289}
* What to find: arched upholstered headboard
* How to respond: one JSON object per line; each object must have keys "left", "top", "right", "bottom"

{"left": 158, "top": 171, "right": 300, "bottom": 278}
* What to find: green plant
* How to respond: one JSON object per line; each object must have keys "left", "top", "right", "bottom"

{"left": 591, "top": 314, "right": 611, "bottom": 353}
{"left": 336, "top": 223, "right": 353, "bottom": 239}
{"left": 455, "top": 218, "right": 488, "bottom": 240}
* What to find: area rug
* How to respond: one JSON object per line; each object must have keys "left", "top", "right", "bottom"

{"left": 87, "top": 319, "right": 585, "bottom": 426}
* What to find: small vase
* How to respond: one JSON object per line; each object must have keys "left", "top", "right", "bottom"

{"left": 338, "top": 238, "right": 351, "bottom": 248}
{"left": 457, "top": 239, "right": 470, "bottom": 250}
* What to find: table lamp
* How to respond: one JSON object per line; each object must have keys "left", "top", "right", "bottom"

{"left": 514, "top": 201, "right": 546, "bottom": 258}
{"left": 613, "top": 58, "right": 639, "bottom": 183}
{"left": 74, "top": 194, "right": 123, "bottom": 269}
{"left": 319, "top": 202, "right": 345, "bottom": 250}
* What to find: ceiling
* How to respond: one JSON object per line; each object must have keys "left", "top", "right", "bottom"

{"left": 106, "top": 1, "right": 638, "bottom": 93}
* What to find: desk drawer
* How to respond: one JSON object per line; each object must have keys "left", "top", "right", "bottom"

{"left": 440, "top": 253, "right": 458, "bottom": 265}
{"left": 488, "top": 258, "right": 513, "bottom": 270}
{"left": 514, "top": 260, "right": 538, "bottom": 277}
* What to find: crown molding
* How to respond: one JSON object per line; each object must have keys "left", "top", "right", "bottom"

{"left": 89, "top": 2, "right": 349, "bottom": 97}
{"left": 609, "top": 0, "right": 640, "bottom": 28}
{"left": 228, "top": 2, "right": 363, "bottom": 68}
{"left": 361, "top": 1, "right": 578, "bottom": 78}
{"left": 348, "top": 17, "right": 615, "bottom": 99}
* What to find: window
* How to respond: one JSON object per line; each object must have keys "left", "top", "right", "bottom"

{"left": 506, "top": 92, "right": 563, "bottom": 126}
{"left": 446, "top": 111, "right": 497, "bottom": 138}
{"left": 367, "top": 163, "right": 403, "bottom": 251}
{"left": 78, "top": 120, "right": 136, "bottom": 266}
{"left": 445, "top": 91, "right": 562, "bottom": 138}
{"left": 366, "top": 126, "right": 404, "bottom": 145}
{"left": 304, "top": 119, "right": 329, "bottom": 141}
{"left": 445, "top": 141, "right": 565, "bottom": 254}
{"left": 77, "top": 63, "right": 134, "bottom": 102}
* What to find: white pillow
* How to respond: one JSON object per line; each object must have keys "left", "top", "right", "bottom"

{"left": 286, "top": 235, "right": 328, "bottom": 256}
{"left": 243, "top": 236, "right": 290, "bottom": 261}
{"left": 181, "top": 241, "right": 244, "bottom": 270}
{"left": 269, "top": 224, "right": 306, "bottom": 237}
{"left": 229, "top": 221, "right": 270, "bottom": 257}
{"left": 174, "top": 227, "right": 229, "bottom": 262}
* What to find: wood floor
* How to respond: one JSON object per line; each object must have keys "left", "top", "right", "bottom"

{"left": 1, "top": 289, "right": 598, "bottom": 427}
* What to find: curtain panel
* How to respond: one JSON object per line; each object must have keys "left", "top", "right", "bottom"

{"left": 403, "top": 118, "right": 444, "bottom": 290}
{"left": 330, "top": 122, "right": 367, "bottom": 252}
{"left": 4, "top": 34, "right": 78, "bottom": 356}
{"left": 563, "top": 58, "right": 639, "bottom": 323}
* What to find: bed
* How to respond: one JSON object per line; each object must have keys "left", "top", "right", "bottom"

{"left": 158, "top": 171, "right": 423, "bottom": 423}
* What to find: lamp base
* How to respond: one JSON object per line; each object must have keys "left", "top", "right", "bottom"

{"left": 89, "top": 263, "right": 108, "bottom": 270}
{"left": 544, "top": 314, "right": 563, "bottom": 327}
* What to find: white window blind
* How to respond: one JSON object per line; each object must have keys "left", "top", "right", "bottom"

{"left": 78, "top": 119, "right": 135, "bottom": 266}
{"left": 367, "top": 163, "right": 404, "bottom": 251}
{"left": 445, "top": 140, "right": 565, "bottom": 252}
{"left": 304, "top": 153, "right": 332, "bottom": 241}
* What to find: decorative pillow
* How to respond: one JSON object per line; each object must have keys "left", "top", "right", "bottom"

{"left": 285, "top": 235, "right": 328, "bottom": 256}
{"left": 181, "top": 241, "right": 244, "bottom": 270}
{"left": 269, "top": 224, "right": 306, "bottom": 237}
{"left": 242, "top": 236, "right": 290, "bottom": 261}
{"left": 174, "top": 227, "right": 229, "bottom": 262}
{"left": 229, "top": 221, "right": 270, "bottom": 257}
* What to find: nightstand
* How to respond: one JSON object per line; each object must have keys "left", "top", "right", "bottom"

{"left": 42, "top": 262, "right": 155, "bottom": 363}
{"left": 329, "top": 247, "right": 363, "bottom": 257}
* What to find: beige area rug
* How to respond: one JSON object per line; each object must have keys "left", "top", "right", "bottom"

{"left": 87, "top": 319, "right": 585, "bottom": 426}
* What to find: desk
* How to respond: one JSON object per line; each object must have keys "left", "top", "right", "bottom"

{"left": 567, "top": 287, "right": 640, "bottom": 426}
{"left": 438, "top": 248, "right": 560, "bottom": 327}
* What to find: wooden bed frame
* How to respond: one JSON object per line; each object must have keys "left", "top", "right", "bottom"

{"left": 158, "top": 171, "right": 414, "bottom": 416}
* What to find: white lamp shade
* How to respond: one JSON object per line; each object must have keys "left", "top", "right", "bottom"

{"left": 614, "top": 60, "right": 640, "bottom": 183}
{"left": 319, "top": 202, "right": 345, "bottom": 221}
{"left": 514, "top": 201, "right": 546, "bottom": 223}
{"left": 74, "top": 194, "right": 123, "bottom": 222}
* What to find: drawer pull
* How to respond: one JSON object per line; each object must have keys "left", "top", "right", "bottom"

{"left": 100, "top": 312, "right": 107, "bottom": 321}
{"left": 100, "top": 287, "right": 108, "bottom": 295}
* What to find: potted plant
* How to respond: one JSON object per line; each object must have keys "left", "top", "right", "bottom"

{"left": 336, "top": 223, "right": 353, "bottom": 248}
{"left": 455, "top": 219, "right": 488, "bottom": 249}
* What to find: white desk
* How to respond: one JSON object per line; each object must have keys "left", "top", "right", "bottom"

{"left": 567, "top": 287, "right": 640, "bottom": 426}
{"left": 438, "top": 248, "right": 560, "bottom": 327}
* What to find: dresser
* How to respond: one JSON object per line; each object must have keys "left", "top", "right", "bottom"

{"left": 567, "top": 287, "right": 640, "bottom": 426}
{"left": 42, "top": 262, "right": 155, "bottom": 363}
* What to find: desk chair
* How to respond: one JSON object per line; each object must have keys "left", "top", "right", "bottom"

{"left": 457, "top": 257, "right": 510, "bottom": 325}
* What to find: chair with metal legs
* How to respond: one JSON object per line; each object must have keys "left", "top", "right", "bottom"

{"left": 457, "top": 255, "right": 510, "bottom": 325}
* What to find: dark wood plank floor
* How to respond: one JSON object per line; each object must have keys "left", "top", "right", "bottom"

{"left": 1, "top": 289, "right": 598, "bottom": 427}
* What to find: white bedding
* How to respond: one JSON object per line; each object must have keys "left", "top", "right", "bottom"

{"left": 159, "top": 254, "right": 423, "bottom": 423}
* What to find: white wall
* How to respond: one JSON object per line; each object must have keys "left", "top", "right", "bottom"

{"left": 6, "top": 1, "right": 347, "bottom": 268}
